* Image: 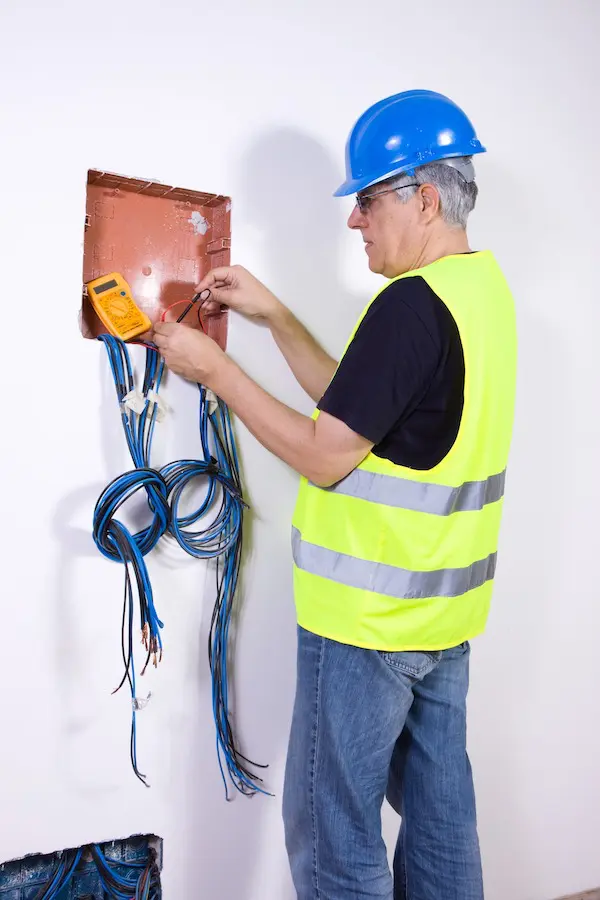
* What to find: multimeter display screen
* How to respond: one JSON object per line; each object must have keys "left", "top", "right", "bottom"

{"left": 94, "top": 279, "right": 118, "bottom": 294}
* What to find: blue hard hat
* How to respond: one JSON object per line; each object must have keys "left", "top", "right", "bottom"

{"left": 335, "top": 89, "right": 486, "bottom": 197}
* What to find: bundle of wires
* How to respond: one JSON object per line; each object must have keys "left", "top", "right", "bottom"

{"left": 91, "top": 844, "right": 161, "bottom": 900}
{"left": 34, "top": 848, "right": 82, "bottom": 899}
{"left": 93, "top": 333, "right": 267, "bottom": 797}
{"left": 33, "top": 844, "right": 160, "bottom": 900}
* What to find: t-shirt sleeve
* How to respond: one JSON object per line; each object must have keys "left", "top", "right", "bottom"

{"left": 317, "top": 278, "right": 443, "bottom": 444}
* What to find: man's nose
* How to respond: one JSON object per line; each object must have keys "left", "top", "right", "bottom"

{"left": 347, "top": 204, "right": 367, "bottom": 230}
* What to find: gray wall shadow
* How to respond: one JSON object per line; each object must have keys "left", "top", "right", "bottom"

{"left": 177, "top": 129, "right": 366, "bottom": 900}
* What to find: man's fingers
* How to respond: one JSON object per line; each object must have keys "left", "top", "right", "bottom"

{"left": 152, "top": 322, "right": 175, "bottom": 348}
{"left": 199, "top": 285, "right": 230, "bottom": 306}
{"left": 201, "top": 296, "right": 228, "bottom": 314}
{"left": 195, "top": 267, "right": 235, "bottom": 293}
{"left": 153, "top": 321, "right": 174, "bottom": 334}
{"left": 200, "top": 299, "right": 218, "bottom": 316}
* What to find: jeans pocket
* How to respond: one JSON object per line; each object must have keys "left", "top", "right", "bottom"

{"left": 378, "top": 649, "right": 443, "bottom": 678}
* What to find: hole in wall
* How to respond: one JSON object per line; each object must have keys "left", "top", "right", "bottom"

{"left": 0, "top": 834, "right": 163, "bottom": 897}
{"left": 82, "top": 169, "right": 231, "bottom": 349}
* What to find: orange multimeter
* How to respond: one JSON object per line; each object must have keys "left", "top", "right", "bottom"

{"left": 86, "top": 272, "right": 152, "bottom": 341}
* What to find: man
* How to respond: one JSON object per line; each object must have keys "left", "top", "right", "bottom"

{"left": 154, "top": 89, "right": 517, "bottom": 900}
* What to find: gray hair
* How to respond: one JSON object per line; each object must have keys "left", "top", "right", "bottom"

{"left": 391, "top": 157, "right": 478, "bottom": 228}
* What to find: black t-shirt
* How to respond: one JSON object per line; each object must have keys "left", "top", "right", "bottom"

{"left": 317, "top": 276, "right": 465, "bottom": 471}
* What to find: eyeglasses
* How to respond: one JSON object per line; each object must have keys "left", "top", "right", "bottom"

{"left": 356, "top": 182, "right": 419, "bottom": 212}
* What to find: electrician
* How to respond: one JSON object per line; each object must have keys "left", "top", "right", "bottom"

{"left": 153, "top": 89, "right": 517, "bottom": 900}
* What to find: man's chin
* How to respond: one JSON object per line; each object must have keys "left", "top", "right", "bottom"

{"left": 366, "top": 251, "right": 383, "bottom": 275}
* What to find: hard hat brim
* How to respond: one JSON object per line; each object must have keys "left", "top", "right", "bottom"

{"left": 333, "top": 146, "right": 486, "bottom": 198}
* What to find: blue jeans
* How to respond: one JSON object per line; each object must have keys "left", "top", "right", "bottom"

{"left": 283, "top": 626, "right": 483, "bottom": 900}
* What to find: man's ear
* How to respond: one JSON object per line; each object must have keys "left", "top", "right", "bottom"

{"left": 418, "top": 183, "right": 441, "bottom": 222}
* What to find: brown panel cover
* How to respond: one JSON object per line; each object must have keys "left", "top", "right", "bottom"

{"left": 82, "top": 170, "right": 230, "bottom": 348}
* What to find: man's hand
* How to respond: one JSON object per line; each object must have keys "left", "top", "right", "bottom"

{"left": 197, "top": 264, "right": 336, "bottom": 403}
{"left": 196, "top": 265, "right": 283, "bottom": 323}
{"left": 153, "top": 322, "right": 226, "bottom": 386}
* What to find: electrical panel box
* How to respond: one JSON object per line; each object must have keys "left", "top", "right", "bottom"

{"left": 82, "top": 169, "right": 231, "bottom": 348}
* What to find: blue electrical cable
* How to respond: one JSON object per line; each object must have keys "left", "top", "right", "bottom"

{"left": 93, "top": 335, "right": 268, "bottom": 797}
{"left": 91, "top": 844, "right": 161, "bottom": 899}
{"left": 34, "top": 848, "right": 82, "bottom": 899}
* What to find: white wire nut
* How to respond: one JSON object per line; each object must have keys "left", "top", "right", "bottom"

{"left": 132, "top": 692, "right": 152, "bottom": 711}
{"left": 205, "top": 389, "right": 218, "bottom": 415}
{"left": 122, "top": 389, "right": 146, "bottom": 415}
{"left": 147, "top": 390, "right": 168, "bottom": 422}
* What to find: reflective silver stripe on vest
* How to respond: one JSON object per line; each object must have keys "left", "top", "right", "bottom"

{"left": 315, "top": 468, "right": 506, "bottom": 515}
{"left": 292, "top": 527, "right": 497, "bottom": 599}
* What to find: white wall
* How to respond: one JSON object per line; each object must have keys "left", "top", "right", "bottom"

{"left": 0, "top": 1, "right": 599, "bottom": 897}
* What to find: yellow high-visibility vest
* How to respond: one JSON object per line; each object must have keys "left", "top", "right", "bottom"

{"left": 292, "top": 251, "right": 517, "bottom": 651}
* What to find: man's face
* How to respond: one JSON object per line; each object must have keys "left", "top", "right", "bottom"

{"left": 347, "top": 185, "right": 424, "bottom": 278}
